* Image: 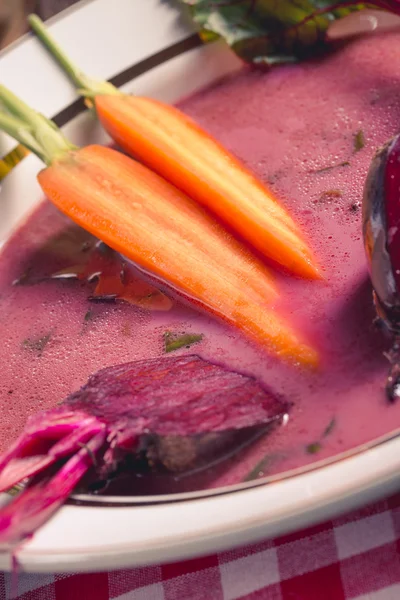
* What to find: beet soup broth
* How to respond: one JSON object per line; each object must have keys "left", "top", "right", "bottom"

{"left": 1, "top": 31, "right": 400, "bottom": 494}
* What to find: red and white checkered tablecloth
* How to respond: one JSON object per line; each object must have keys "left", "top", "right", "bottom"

{"left": 1, "top": 492, "right": 399, "bottom": 600}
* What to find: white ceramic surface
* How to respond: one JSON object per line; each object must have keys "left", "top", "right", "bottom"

{"left": 1, "top": 0, "right": 400, "bottom": 573}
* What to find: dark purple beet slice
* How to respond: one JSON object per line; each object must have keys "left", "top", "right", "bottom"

{"left": 363, "top": 134, "right": 400, "bottom": 400}
{"left": 363, "top": 137, "right": 399, "bottom": 323}
{"left": 0, "top": 355, "right": 287, "bottom": 547}
{"left": 384, "top": 135, "right": 400, "bottom": 313}
{"left": 66, "top": 355, "right": 284, "bottom": 436}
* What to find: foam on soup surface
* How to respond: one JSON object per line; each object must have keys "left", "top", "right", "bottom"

{"left": 1, "top": 31, "right": 400, "bottom": 491}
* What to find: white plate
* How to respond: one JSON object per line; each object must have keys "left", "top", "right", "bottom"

{"left": 1, "top": 0, "right": 400, "bottom": 573}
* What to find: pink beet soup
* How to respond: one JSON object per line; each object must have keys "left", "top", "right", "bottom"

{"left": 1, "top": 31, "right": 400, "bottom": 494}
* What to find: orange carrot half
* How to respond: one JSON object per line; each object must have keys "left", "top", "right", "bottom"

{"left": 28, "top": 15, "right": 321, "bottom": 280}
{"left": 0, "top": 85, "right": 317, "bottom": 367}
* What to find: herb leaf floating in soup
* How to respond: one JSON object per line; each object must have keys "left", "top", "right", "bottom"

{"left": 0, "top": 355, "right": 288, "bottom": 546}
{"left": 22, "top": 332, "right": 53, "bottom": 356}
{"left": 0, "top": 84, "right": 318, "bottom": 366}
{"left": 354, "top": 129, "right": 366, "bottom": 153}
{"left": 306, "top": 441, "right": 322, "bottom": 454}
{"left": 305, "top": 418, "right": 336, "bottom": 454}
{"left": 311, "top": 161, "right": 351, "bottom": 174}
{"left": 177, "top": 1, "right": 400, "bottom": 65}
{"left": 164, "top": 331, "right": 204, "bottom": 353}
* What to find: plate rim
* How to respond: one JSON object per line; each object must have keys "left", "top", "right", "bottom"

{"left": 1, "top": 0, "right": 400, "bottom": 572}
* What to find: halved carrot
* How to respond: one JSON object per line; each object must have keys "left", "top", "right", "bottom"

{"left": 43, "top": 143, "right": 278, "bottom": 306}
{"left": 0, "top": 85, "right": 318, "bottom": 367}
{"left": 28, "top": 15, "right": 321, "bottom": 280}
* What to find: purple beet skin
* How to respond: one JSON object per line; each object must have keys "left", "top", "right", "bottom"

{"left": 363, "top": 134, "right": 400, "bottom": 400}
{"left": 0, "top": 355, "right": 287, "bottom": 547}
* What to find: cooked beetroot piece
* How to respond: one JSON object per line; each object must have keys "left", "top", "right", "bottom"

{"left": 0, "top": 355, "right": 287, "bottom": 546}
{"left": 363, "top": 137, "right": 400, "bottom": 326}
{"left": 363, "top": 134, "right": 400, "bottom": 400}
{"left": 67, "top": 355, "right": 284, "bottom": 436}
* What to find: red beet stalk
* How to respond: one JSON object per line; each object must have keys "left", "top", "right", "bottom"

{"left": 0, "top": 355, "right": 288, "bottom": 547}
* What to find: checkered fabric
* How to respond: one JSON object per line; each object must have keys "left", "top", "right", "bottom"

{"left": 1, "top": 492, "right": 399, "bottom": 600}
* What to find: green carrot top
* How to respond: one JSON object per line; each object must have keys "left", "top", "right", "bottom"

{"left": 0, "top": 84, "right": 76, "bottom": 165}
{"left": 28, "top": 14, "right": 121, "bottom": 100}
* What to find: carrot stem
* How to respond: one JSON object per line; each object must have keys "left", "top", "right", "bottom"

{"left": 0, "top": 111, "right": 42, "bottom": 159}
{"left": 0, "top": 85, "right": 76, "bottom": 164}
{"left": 28, "top": 15, "right": 120, "bottom": 99}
